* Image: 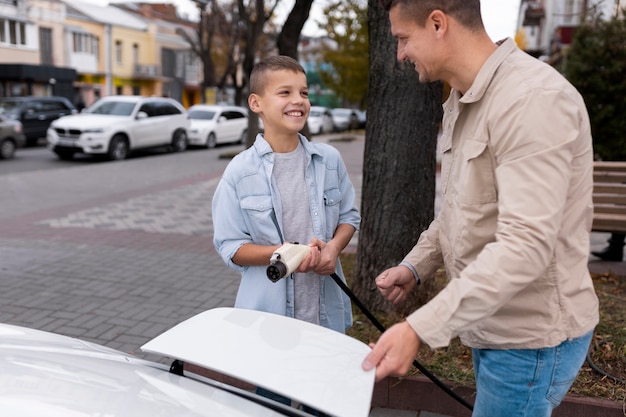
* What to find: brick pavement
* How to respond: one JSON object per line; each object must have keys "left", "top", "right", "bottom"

{"left": 0, "top": 135, "right": 364, "bottom": 364}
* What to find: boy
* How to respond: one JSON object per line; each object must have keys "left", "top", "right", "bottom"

{"left": 212, "top": 55, "right": 360, "bottom": 334}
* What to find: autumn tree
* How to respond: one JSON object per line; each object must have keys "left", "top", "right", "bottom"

{"left": 353, "top": 0, "right": 442, "bottom": 316}
{"left": 317, "top": 0, "right": 369, "bottom": 107}
{"left": 564, "top": 9, "right": 626, "bottom": 161}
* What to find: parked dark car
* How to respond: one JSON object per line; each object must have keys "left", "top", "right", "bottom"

{"left": 0, "top": 115, "right": 25, "bottom": 160}
{"left": 0, "top": 96, "right": 76, "bottom": 146}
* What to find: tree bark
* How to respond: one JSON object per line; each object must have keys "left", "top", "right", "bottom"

{"left": 276, "top": 0, "right": 313, "bottom": 60}
{"left": 353, "top": 0, "right": 443, "bottom": 316}
{"left": 276, "top": 0, "right": 314, "bottom": 139}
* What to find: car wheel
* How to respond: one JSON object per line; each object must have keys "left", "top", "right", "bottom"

{"left": 206, "top": 132, "right": 217, "bottom": 149}
{"left": 26, "top": 137, "right": 40, "bottom": 147}
{"left": 107, "top": 135, "right": 129, "bottom": 161}
{"left": 172, "top": 130, "right": 188, "bottom": 152}
{"left": 54, "top": 148, "right": 75, "bottom": 160}
{"left": 238, "top": 129, "right": 247, "bottom": 145}
{"left": 0, "top": 139, "right": 16, "bottom": 159}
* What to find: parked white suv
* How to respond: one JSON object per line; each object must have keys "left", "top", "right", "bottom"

{"left": 47, "top": 96, "right": 190, "bottom": 161}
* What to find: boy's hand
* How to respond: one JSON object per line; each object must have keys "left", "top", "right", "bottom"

{"left": 295, "top": 245, "right": 320, "bottom": 273}
{"left": 309, "top": 238, "right": 339, "bottom": 275}
{"left": 375, "top": 266, "right": 416, "bottom": 305}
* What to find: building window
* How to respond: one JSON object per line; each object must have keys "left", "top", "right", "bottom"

{"left": 0, "top": 18, "right": 26, "bottom": 46}
{"left": 72, "top": 32, "right": 99, "bottom": 55}
{"left": 115, "top": 40, "right": 122, "bottom": 65}
{"left": 39, "top": 27, "right": 53, "bottom": 65}
{"left": 132, "top": 43, "right": 139, "bottom": 65}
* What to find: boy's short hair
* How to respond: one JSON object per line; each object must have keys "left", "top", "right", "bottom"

{"left": 249, "top": 55, "right": 306, "bottom": 95}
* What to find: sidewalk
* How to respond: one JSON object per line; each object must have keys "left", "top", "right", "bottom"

{"left": 0, "top": 132, "right": 621, "bottom": 417}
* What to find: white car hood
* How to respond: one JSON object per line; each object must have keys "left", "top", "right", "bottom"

{"left": 0, "top": 323, "right": 288, "bottom": 417}
{"left": 0, "top": 309, "right": 375, "bottom": 417}
{"left": 143, "top": 308, "right": 375, "bottom": 417}
{"left": 52, "top": 114, "right": 130, "bottom": 129}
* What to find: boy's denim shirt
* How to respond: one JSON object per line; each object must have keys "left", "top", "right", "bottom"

{"left": 212, "top": 134, "right": 360, "bottom": 333}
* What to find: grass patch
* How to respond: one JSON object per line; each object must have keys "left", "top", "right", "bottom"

{"left": 341, "top": 253, "right": 626, "bottom": 403}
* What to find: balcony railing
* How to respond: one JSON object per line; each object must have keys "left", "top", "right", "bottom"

{"left": 134, "top": 64, "right": 160, "bottom": 77}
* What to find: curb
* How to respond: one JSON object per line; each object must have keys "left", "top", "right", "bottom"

{"left": 372, "top": 375, "right": 625, "bottom": 417}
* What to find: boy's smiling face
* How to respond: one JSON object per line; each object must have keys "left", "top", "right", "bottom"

{"left": 249, "top": 69, "right": 310, "bottom": 138}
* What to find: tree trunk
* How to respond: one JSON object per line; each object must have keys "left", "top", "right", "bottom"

{"left": 276, "top": 0, "right": 313, "bottom": 59}
{"left": 353, "top": 0, "right": 443, "bottom": 317}
{"left": 276, "top": 0, "right": 314, "bottom": 139}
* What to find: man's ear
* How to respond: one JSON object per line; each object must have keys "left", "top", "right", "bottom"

{"left": 248, "top": 93, "right": 261, "bottom": 114}
{"left": 428, "top": 10, "right": 448, "bottom": 36}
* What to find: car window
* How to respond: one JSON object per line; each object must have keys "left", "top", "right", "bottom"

{"left": 0, "top": 100, "right": 21, "bottom": 114}
{"left": 87, "top": 101, "right": 136, "bottom": 116}
{"left": 41, "top": 101, "right": 70, "bottom": 112}
{"left": 156, "top": 102, "right": 182, "bottom": 116}
{"left": 188, "top": 109, "right": 216, "bottom": 120}
{"left": 138, "top": 103, "right": 156, "bottom": 117}
{"left": 24, "top": 102, "right": 43, "bottom": 113}
{"left": 222, "top": 111, "right": 245, "bottom": 120}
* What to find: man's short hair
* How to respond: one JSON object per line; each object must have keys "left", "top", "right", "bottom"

{"left": 249, "top": 55, "right": 306, "bottom": 95}
{"left": 379, "top": 0, "right": 484, "bottom": 31}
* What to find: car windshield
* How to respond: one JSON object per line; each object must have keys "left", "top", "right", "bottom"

{"left": 333, "top": 109, "right": 352, "bottom": 116}
{"left": 188, "top": 110, "right": 216, "bottom": 120}
{"left": 0, "top": 99, "right": 22, "bottom": 116}
{"left": 310, "top": 109, "right": 323, "bottom": 117}
{"left": 85, "top": 100, "right": 137, "bottom": 116}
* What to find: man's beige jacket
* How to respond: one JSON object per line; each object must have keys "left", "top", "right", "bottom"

{"left": 404, "top": 38, "right": 599, "bottom": 349}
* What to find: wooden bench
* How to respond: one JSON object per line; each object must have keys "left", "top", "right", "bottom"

{"left": 592, "top": 161, "right": 626, "bottom": 233}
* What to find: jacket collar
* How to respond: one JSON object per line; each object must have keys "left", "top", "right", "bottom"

{"left": 253, "top": 133, "right": 321, "bottom": 158}
{"left": 460, "top": 37, "right": 517, "bottom": 104}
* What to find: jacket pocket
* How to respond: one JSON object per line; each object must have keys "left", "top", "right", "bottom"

{"left": 457, "top": 139, "right": 497, "bottom": 205}
{"left": 240, "top": 195, "right": 278, "bottom": 242}
{"left": 323, "top": 188, "right": 342, "bottom": 239}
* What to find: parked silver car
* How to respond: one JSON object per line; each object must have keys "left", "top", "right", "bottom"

{"left": 331, "top": 108, "right": 359, "bottom": 132}
{"left": 307, "top": 106, "right": 335, "bottom": 135}
{"left": 0, "top": 307, "right": 375, "bottom": 417}
{"left": 0, "top": 115, "right": 25, "bottom": 160}
{"left": 47, "top": 96, "right": 189, "bottom": 161}
{"left": 187, "top": 104, "right": 248, "bottom": 148}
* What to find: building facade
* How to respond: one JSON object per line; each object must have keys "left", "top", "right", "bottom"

{"left": 0, "top": 0, "right": 202, "bottom": 108}
{"left": 517, "top": 0, "right": 625, "bottom": 58}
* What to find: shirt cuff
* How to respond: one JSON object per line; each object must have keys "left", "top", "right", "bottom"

{"left": 400, "top": 261, "right": 420, "bottom": 285}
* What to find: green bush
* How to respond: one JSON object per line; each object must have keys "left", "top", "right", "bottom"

{"left": 564, "top": 11, "right": 626, "bottom": 161}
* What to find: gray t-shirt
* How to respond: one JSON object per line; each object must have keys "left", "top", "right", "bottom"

{"left": 273, "top": 143, "right": 320, "bottom": 325}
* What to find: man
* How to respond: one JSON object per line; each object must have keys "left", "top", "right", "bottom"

{"left": 361, "top": 1, "right": 599, "bottom": 416}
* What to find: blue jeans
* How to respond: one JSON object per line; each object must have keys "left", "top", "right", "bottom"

{"left": 471, "top": 331, "right": 593, "bottom": 417}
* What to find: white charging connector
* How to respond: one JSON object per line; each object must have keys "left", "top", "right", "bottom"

{"left": 266, "top": 243, "right": 311, "bottom": 282}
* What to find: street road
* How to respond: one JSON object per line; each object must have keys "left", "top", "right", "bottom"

{"left": 0, "top": 142, "right": 246, "bottom": 361}
{"left": 0, "top": 135, "right": 364, "bottom": 363}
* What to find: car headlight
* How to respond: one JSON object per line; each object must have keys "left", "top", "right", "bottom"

{"left": 83, "top": 128, "right": 105, "bottom": 133}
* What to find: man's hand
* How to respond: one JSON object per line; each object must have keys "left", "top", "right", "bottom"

{"left": 376, "top": 266, "right": 417, "bottom": 305}
{"left": 361, "top": 321, "right": 421, "bottom": 381}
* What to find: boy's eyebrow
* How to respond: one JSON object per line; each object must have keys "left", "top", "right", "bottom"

{"left": 271, "top": 84, "right": 309, "bottom": 91}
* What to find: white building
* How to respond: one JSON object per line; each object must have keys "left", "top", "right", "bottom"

{"left": 517, "top": 0, "right": 625, "bottom": 58}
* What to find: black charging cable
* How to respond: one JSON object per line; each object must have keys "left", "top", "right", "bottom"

{"left": 329, "top": 272, "right": 474, "bottom": 412}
